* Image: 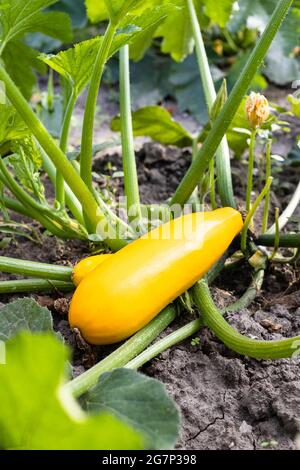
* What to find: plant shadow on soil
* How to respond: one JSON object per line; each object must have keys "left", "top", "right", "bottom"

{"left": 0, "top": 141, "right": 299, "bottom": 451}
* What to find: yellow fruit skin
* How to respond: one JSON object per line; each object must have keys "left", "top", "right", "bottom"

{"left": 72, "top": 255, "right": 112, "bottom": 287}
{"left": 69, "top": 208, "right": 243, "bottom": 345}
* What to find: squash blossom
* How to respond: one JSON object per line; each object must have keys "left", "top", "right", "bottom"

{"left": 246, "top": 92, "right": 270, "bottom": 128}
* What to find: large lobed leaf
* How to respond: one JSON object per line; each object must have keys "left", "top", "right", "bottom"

{"left": 40, "top": 4, "right": 174, "bottom": 94}
{"left": 0, "top": 0, "right": 73, "bottom": 97}
{"left": 156, "top": 0, "right": 236, "bottom": 62}
{"left": 0, "top": 333, "right": 143, "bottom": 449}
{"left": 82, "top": 368, "right": 180, "bottom": 450}
{"left": 0, "top": 0, "right": 72, "bottom": 47}
{"left": 0, "top": 298, "right": 53, "bottom": 342}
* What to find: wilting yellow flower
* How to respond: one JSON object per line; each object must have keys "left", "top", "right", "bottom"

{"left": 245, "top": 92, "right": 270, "bottom": 128}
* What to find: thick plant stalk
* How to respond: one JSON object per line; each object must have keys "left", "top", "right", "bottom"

{"left": 56, "top": 91, "right": 77, "bottom": 208}
{"left": 0, "top": 279, "right": 74, "bottom": 294}
{"left": 65, "top": 305, "right": 177, "bottom": 398}
{"left": 193, "top": 280, "right": 300, "bottom": 359}
{"left": 257, "top": 233, "right": 300, "bottom": 249}
{"left": 80, "top": 22, "right": 117, "bottom": 191}
{"left": 187, "top": 0, "right": 235, "bottom": 208}
{"left": 171, "top": 0, "right": 293, "bottom": 207}
{"left": 119, "top": 45, "right": 142, "bottom": 225}
{"left": 0, "top": 256, "right": 72, "bottom": 282}
{"left": 0, "top": 64, "right": 124, "bottom": 249}
{"left": 126, "top": 319, "right": 202, "bottom": 370}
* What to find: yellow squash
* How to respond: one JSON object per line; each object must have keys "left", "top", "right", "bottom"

{"left": 72, "top": 254, "right": 112, "bottom": 286}
{"left": 69, "top": 208, "right": 243, "bottom": 345}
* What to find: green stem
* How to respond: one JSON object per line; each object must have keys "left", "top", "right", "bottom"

{"left": 193, "top": 280, "right": 300, "bottom": 359}
{"left": 262, "top": 138, "right": 272, "bottom": 233}
{"left": 0, "top": 158, "right": 86, "bottom": 240}
{"left": 209, "top": 158, "right": 217, "bottom": 209}
{"left": 41, "top": 151, "right": 84, "bottom": 226}
{"left": 246, "top": 128, "right": 257, "bottom": 213}
{"left": 80, "top": 21, "right": 117, "bottom": 191}
{"left": 0, "top": 64, "right": 122, "bottom": 247}
{"left": 241, "top": 176, "right": 273, "bottom": 253}
{"left": 268, "top": 180, "right": 300, "bottom": 233}
{"left": 171, "top": 0, "right": 293, "bottom": 207}
{"left": 56, "top": 91, "right": 77, "bottom": 208}
{"left": 2, "top": 195, "right": 77, "bottom": 240}
{"left": 187, "top": 0, "right": 235, "bottom": 208}
{"left": 47, "top": 68, "right": 54, "bottom": 112}
{"left": 223, "top": 269, "right": 264, "bottom": 313}
{"left": 0, "top": 256, "right": 72, "bottom": 282}
{"left": 0, "top": 279, "right": 74, "bottom": 294}
{"left": 119, "top": 45, "right": 142, "bottom": 225}
{"left": 72, "top": 159, "right": 134, "bottom": 238}
{"left": 257, "top": 233, "right": 300, "bottom": 249}
{"left": 65, "top": 305, "right": 177, "bottom": 398}
{"left": 126, "top": 319, "right": 202, "bottom": 370}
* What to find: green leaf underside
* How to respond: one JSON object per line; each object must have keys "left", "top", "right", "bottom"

{"left": 40, "top": 5, "right": 173, "bottom": 94}
{"left": 0, "top": 298, "right": 53, "bottom": 342}
{"left": 81, "top": 368, "right": 180, "bottom": 450}
{"left": 112, "top": 105, "right": 193, "bottom": 147}
{"left": 203, "top": 0, "right": 235, "bottom": 27}
{"left": 85, "top": 0, "right": 145, "bottom": 23}
{"left": 0, "top": 333, "right": 143, "bottom": 450}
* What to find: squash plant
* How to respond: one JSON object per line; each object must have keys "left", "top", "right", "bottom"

{"left": 0, "top": 0, "right": 299, "bottom": 449}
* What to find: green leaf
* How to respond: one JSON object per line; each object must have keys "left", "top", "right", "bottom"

{"left": 6, "top": 136, "right": 45, "bottom": 197}
{"left": 2, "top": 41, "right": 47, "bottom": 99}
{"left": 41, "top": 5, "right": 172, "bottom": 95}
{"left": 0, "top": 104, "right": 29, "bottom": 145}
{"left": 0, "top": 298, "right": 53, "bottom": 342}
{"left": 0, "top": 333, "right": 143, "bottom": 450}
{"left": 203, "top": 0, "right": 235, "bottom": 27}
{"left": 82, "top": 368, "right": 180, "bottom": 450}
{"left": 123, "top": 4, "right": 176, "bottom": 62}
{"left": 85, "top": 0, "right": 144, "bottom": 23}
{"left": 49, "top": 0, "right": 87, "bottom": 28}
{"left": 0, "top": 0, "right": 72, "bottom": 48}
{"left": 112, "top": 105, "right": 193, "bottom": 147}
{"left": 155, "top": 0, "right": 193, "bottom": 62}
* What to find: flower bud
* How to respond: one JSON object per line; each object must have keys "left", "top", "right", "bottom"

{"left": 246, "top": 92, "right": 270, "bottom": 128}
